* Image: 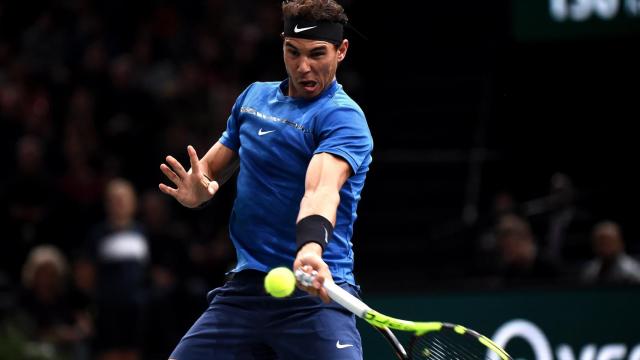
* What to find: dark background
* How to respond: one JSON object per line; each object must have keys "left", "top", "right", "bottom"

{"left": 349, "top": 0, "right": 640, "bottom": 290}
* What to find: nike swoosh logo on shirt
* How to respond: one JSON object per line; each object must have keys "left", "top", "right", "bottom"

{"left": 258, "top": 128, "right": 275, "bottom": 136}
{"left": 294, "top": 25, "right": 317, "bottom": 33}
{"left": 336, "top": 341, "right": 354, "bottom": 349}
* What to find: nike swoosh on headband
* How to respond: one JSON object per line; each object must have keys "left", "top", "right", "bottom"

{"left": 294, "top": 25, "right": 317, "bottom": 33}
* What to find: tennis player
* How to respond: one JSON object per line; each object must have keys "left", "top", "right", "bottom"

{"left": 159, "top": 0, "right": 372, "bottom": 358}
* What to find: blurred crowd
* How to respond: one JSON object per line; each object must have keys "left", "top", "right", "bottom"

{"left": 471, "top": 172, "right": 640, "bottom": 289}
{"left": 0, "top": 0, "right": 287, "bottom": 359}
{"left": 1, "top": 0, "right": 639, "bottom": 359}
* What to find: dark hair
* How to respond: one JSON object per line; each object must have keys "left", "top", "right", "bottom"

{"left": 282, "top": 0, "right": 348, "bottom": 24}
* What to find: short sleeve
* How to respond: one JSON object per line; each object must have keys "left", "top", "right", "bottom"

{"left": 314, "top": 107, "right": 373, "bottom": 174}
{"left": 219, "top": 83, "right": 255, "bottom": 151}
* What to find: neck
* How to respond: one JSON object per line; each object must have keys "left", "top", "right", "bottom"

{"left": 110, "top": 217, "right": 133, "bottom": 230}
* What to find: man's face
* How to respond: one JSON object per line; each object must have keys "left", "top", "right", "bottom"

{"left": 593, "top": 227, "right": 623, "bottom": 260}
{"left": 106, "top": 182, "right": 136, "bottom": 222}
{"left": 283, "top": 37, "right": 348, "bottom": 99}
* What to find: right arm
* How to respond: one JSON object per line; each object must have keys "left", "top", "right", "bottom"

{"left": 159, "top": 141, "right": 237, "bottom": 208}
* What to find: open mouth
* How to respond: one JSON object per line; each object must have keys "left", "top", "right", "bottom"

{"left": 300, "top": 80, "right": 317, "bottom": 92}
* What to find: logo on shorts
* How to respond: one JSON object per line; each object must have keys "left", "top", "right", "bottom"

{"left": 336, "top": 340, "right": 354, "bottom": 349}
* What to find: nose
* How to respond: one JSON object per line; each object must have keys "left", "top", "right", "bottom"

{"left": 297, "top": 57, "right": 311, "bottom": 73}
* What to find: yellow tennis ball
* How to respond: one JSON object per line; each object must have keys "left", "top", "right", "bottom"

{"left": 264, "top": 267, "right": 296, "bottom": 298}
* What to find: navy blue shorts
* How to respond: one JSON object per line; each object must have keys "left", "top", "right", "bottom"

{"left": 169, "top": 270, "right": 362, "bottom": 360}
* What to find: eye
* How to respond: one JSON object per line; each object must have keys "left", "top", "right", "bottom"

{"left": 310, "top": 51, "right": 325, "bottom": 59}
{"left": 287, "top": 48, "right": 300, "bottom": 57}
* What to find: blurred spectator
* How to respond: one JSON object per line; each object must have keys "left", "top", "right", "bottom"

{"left": 23, "top": 86, "right": 54, "bottom": 142}
{"left": 581, "top": 221, "right": 640, "bottom": 285}
{"left": 78, "top": 40, "right": 110, "bottom": 94}
{"left": 523, "top": 172, "right": 593, "bottom": 264}
{"left": 2, "top": 135, "right": 54, "bottom": 284}
{"left": 141, "top": 191, "right": 188, "bottom": 287}
{"left": 139, "top": 190, "right": 189, "bottom": 358}
{"left": 0, "top": 66, "right": 26, "bottom": 151}
{"left": 12, "top": 245, "right": 92, "bottom": 360}
{"left": 101, "top": 54, "right": 158, "bottom": 186}
{"left": 544, "top": 172, "right": 576, "bottom": 260}
{"left": 472, "top": 191, "right": 519, "bottom": 278}
{"left": 21, "top": 11, "right": 66, "bottom": 79}
{"left": 495, "top": 213, "right": 562, "bottom": 287}
{"left": 82, "top": 178, "right": 149, "bottom": 360}
{"left": 56, "top": 86, "right": 105, "bottom": 253}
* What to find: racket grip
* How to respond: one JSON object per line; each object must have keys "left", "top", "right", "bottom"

{"left": 323, "top": 280, "right": 371, "bottom": 318}
{"left": 295, "top": 268, "right": 370, "bottom": 318}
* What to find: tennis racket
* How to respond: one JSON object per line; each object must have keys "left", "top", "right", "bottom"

{"left": 296, "top": 269, "right": 512, "bottom": 360}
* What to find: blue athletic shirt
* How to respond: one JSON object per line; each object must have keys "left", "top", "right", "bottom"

{"left": 218, "top": 79, "right": 373, "bottom": 285}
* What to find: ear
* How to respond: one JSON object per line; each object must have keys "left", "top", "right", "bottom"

{"left": 337, "top": 39, "right": 349, "bottom": 62}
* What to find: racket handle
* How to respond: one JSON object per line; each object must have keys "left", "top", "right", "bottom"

{"left": 324, "top": 280, "right": 371, "bottom": 318}
{"left": 295, "top": 268, "right": 371, "bottom": 318}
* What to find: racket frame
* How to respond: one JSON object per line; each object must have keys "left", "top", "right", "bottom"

{"left": 319, "top": 278, "right": 512, "bottom": 360}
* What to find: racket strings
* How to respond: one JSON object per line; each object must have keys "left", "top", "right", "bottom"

{"left": 410, "top": 330, "right": 490, "bottom": 360}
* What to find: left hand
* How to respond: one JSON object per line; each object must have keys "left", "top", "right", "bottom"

{"left": 293, "top": 242, "right": 332, "bottom": 303}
